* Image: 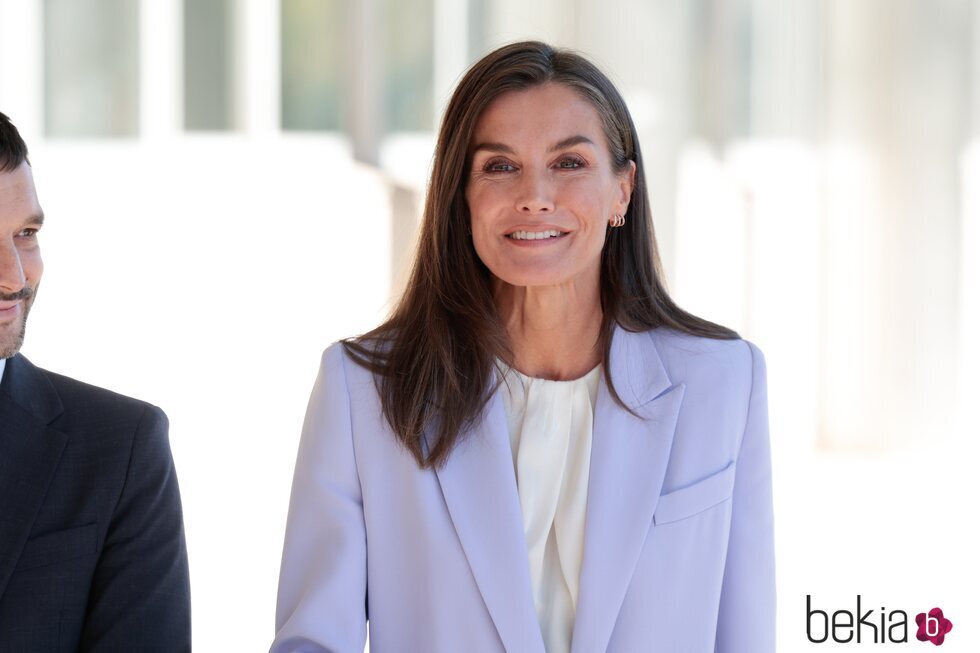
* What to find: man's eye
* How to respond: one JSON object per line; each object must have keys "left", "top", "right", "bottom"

{"left": 17, "top": 228, "right": 39, "bottom": 238}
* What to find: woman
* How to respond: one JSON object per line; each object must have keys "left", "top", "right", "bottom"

{"left": 272, "top": 41, "right": 775, "bottom": 653}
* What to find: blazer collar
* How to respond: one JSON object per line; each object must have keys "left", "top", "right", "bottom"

{"left": 425, "top": 386, "right": 546, "bottom": 652}
{"left": 0, "top": 354, "right": 69, "bottom": 601}
{"left": 0, "top": 353, "right": 64, "bottom": 424}
{"left": 570, "top": 326, "right": 685, "bottom": 652}
{"left": 428, "top": 325, "right": 685, "bottom": 653}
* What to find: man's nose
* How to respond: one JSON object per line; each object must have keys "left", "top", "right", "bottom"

{"left": 0, "top": 239, "right": 26, "bottom": 294}
{"left": 515, "top": 168, "right": 556, "bottom": 214}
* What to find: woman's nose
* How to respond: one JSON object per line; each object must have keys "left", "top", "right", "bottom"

{"left": 515, "top": 168, "right": 555, "bottom": 214}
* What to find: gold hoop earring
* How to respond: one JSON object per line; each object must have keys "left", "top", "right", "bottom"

{"left": 609, "top": 213, "right": 625, "bottom": 227}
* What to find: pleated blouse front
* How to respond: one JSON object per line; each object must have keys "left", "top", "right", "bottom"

{"left": 499, "top": 363, "right": 602, "bottom": 653}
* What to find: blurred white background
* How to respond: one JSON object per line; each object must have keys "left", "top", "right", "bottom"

{"left": 1, "top": 0, "right": 978, "bottom": 650}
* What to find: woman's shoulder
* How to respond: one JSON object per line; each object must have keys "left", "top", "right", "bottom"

{"left": 318, "top": 339, "right": 378, "bottom": 376}
{"left": 642, "top": 326, "right": 765, "bottom": 390}
{"left": 648, "top": 325, "right": 763, "bottom": 356}
{"left": 316, "top": 336, "right": 398, "bottom": 393}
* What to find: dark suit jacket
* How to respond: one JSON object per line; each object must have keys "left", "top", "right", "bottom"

{"left": 0, "top": 354, "right": 191, "bottom": 651}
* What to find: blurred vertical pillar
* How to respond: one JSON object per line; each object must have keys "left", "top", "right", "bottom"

{"left": 672, "top": 0, "right": 751, "bottom": 337}
{"left": 433, "top": 0, "right": 467, "bottom": 121}
{"left": 735, "top": 0, "right": 824, "bottom": 453}
{"left": 747, "top": 0, "right": 824, "bottom": 140}
{"left": 881, "top": 0, "right": 968, "bottom": 451}
{"left": 957, "top": 2, "right": 980, "bottom": 448}
{"left": 184, "top": 0, "right": 237, "bottom": 131}
{"left": 43, "top": 0, "right": 140, "bottom": 137}
{"left": 0, "top": 0, "right": 43, "bottom": 140}
{"left": 822, "top": 1, "right": 888, "bottom": 450}
{"left": 960, "top": 143, "right": 980, "bottom": 450}
{"left": 823, "top": 0, "right": 969, "bottom": 450}
{"left": 239, "top": 0, "right": 279, "bottom": 135}
{"left": 140, "top": 0, "right": 181, "bottom": 139}
{"left": 348, "top": 0, "right": 381, "bottom": 165}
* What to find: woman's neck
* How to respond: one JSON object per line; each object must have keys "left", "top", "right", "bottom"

{"left": 493, "top": 278, "right": 603, "bottom": 381}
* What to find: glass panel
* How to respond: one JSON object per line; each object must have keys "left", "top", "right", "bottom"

{"left": 184, "top": 0, "right": 235, "bottom": 131}
{"left": 44, "top": 0, "right": 139, "bottom": 137}
{"left": 281, "top": 0, "right": 346, "bottom": 131}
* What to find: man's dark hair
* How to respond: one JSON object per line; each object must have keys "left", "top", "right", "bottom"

{"left": 0, "top": 112, "right": 30, "bottom": 173}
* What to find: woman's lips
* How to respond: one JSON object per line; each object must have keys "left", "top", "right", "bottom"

{"left": 504, "top": 227, "right": 570, "bottom": 247}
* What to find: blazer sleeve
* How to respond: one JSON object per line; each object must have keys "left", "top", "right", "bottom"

{"left": 714, "top": 340, "right": 777, "bottom": 652}
{"left": 80, "top": 405, "right": 192, "bottom": 652}
{"left": 271, "top": 344, "right": 368, "bottom": 653}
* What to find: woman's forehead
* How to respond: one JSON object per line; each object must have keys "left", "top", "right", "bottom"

{"left": 471, "top": 83, "right": 606, "bottom": 147}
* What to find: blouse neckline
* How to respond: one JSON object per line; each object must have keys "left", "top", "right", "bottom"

{"left": 501, "top": 362, "right": 602, "bottom": 386}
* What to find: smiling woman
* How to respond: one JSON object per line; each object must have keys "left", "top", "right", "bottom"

{"left": 467, "top": 83, "right": 633, "bottom": 297}
{"left": 271, "top": 41, "right": 776, "bottom": 653}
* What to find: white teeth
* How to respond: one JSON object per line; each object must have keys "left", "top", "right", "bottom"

{"left": 509, "top": 229, "right": 563, "bottom": 240}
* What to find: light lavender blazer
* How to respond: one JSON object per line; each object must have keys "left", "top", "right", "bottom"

{"left": 271, "top": 326, "right": 776, "bottom": 652}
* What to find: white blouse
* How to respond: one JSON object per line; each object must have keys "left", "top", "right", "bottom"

{"left": 499, "top": 362, "right": 602, "bottom": 653}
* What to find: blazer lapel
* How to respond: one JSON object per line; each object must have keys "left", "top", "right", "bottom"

{"left": 426, "top": 388, "right": 546, "bottom": 653}
{"left": 571, "top": 327, "right": 686, "bottom": 653}
{"left": 0, "top": 355, "right": 68, "bottom": 601}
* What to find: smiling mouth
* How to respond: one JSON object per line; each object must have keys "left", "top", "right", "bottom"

{"left": 506, "top": 229, "right": 569, "bottom": 241}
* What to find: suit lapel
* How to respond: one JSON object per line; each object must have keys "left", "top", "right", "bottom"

{"left": 0, "top": 355, "right": 68, "bottom": 601}
{"left": 428, "top": 327, "right": 685, "bottom": 653}
{"left": 426, "top": 389, "right": 546, "bottom": 653}
{"left": 571, "top": 327, "right": 685, "bottom": 653}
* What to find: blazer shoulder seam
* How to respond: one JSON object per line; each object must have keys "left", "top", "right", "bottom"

{"left": 737, "top": 339, "right": 757, "bottom": 455}
{"left": 106, "top": 403, "right": 153, "bottom": 529}
{"left": 336, "top": 345, "right": 366, "bottom": 500}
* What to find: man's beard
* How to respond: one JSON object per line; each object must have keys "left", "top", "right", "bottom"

{"left": 0, "top": 285, "right": 36, "bottom": 359}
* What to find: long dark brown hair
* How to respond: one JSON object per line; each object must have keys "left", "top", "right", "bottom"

{"left": 345, "top": 41, "right": 737, "bottom": 469}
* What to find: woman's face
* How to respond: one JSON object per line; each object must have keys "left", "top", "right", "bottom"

{"left": 465, "top": 82, "right": 635, "bottom": 290}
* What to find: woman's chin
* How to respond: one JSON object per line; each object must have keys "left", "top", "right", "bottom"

{"left": 490, "top": 269, "right": 578, "bottom": 290}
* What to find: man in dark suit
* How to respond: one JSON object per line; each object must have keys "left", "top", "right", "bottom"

{"left": 0, "top": 112, "right": 190, "bottom": 650}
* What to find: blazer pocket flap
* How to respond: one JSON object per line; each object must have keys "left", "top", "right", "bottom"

{"left": 16, "top": 523, "right": 99, "bottom": 572}
{"left": 654, "top": 461, "right": 736, "bottom": 525}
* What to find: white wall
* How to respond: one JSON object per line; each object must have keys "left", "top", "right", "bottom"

{"left": 26, "top": 138, "right": 392, "bottom": 651}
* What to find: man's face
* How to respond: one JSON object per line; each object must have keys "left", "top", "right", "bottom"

{"left": 0, "top": 162, "right": 43, "bottom": 359}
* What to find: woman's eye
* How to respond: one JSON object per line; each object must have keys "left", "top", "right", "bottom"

{"left": 484, "top": 161, "right": 516, "bottom": 173}
{"left": 557, "top": 157, "right": 584, "bottom": 169}
{"left": 17, "top": 228, "right": 39, "bottom": 238}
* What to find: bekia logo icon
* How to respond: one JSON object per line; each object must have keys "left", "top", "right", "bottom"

{"left": 915, "top": 608, "right": 953, "bottom": 645}
{"left": 806, "top": 595, "right": 954, "bottom": 646}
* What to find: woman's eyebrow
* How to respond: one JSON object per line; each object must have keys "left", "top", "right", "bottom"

{"left": 471, "top": 135, "right": 595, "bottom": 155}
{"left": 471, "top": 141, "right": 515, "bottom": 155}
{"left": 549, "top": 135, "right": 594, "bottom": 151}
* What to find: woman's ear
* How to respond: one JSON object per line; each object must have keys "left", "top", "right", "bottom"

{"left": 617, "top": 160, "right": 637, "bottom": 212}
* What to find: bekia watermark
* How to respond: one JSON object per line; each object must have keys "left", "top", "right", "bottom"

{"left": 806, "top": 595, "right": 954, "bottom": 645}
